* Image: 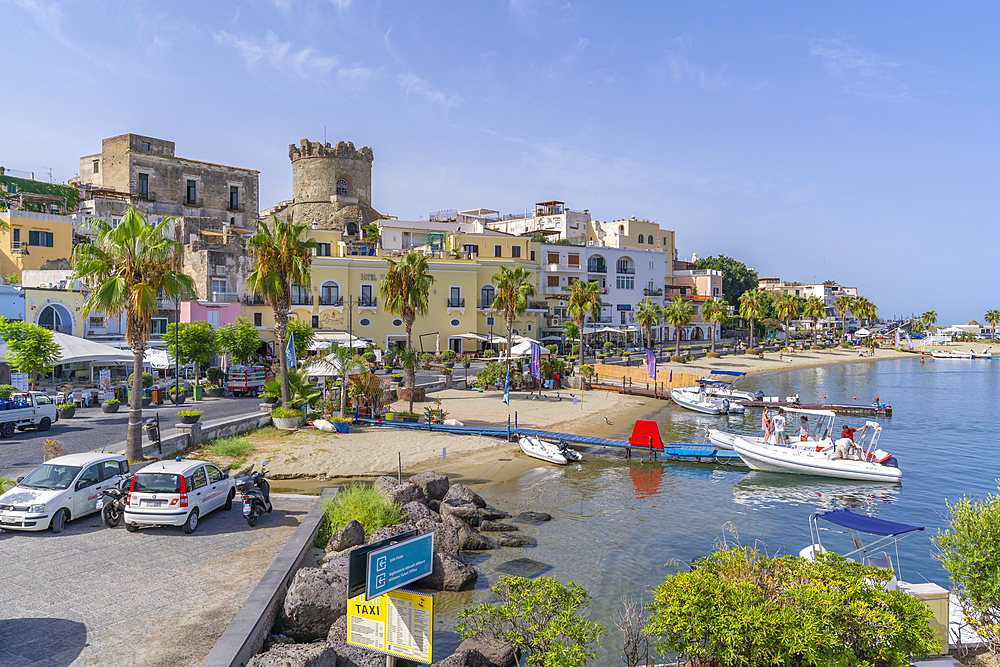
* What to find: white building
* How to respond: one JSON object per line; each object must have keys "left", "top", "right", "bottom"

{"left": 488, "top": 201, "right": 591, "bottom": 244}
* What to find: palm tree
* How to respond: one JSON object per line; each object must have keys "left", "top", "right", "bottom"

{"left": 738, "top": 290, "right": 765, "bottom": 350}
{"left": 700, "top": 298, "right": 728, "bottom": 353}
{"left": 325, "top": 344, "right": 366, "bottom": 417}
{"left": 71, "top": 206, "right": 195, "bottom": 462}
{"left": 802, "top": 296, "right": 826, "bottom": 345}
{"left": 921, "top": 310, "right": 938, "bottom": 336}
{"left": 245, "top": 214, "right": 316, "bottom": 409}
{"left": 380, "top": 252, "right": 434, "bottom": 414}
{"left": 773, "top": 292, "right": 801, "bottom": 344}
{"left": 985, "top": 309, "right": 1000, "bottom": 341}
{"left": 835, "top": 295, "right": 855, "bottom": 341}
{"left": 664, "top": 297, "right": 694, "bottom": 356}
{"left": 567, "top": 280, "right": 603, "bottom": 370}
{"left": 489, "top": 266, "right": 536, "bottom": 370}
{"left": 634, "top": 297, "right": 663, "bottom": 351}
{"left": 853, "top": 296, "right": 877, "bottom": 328}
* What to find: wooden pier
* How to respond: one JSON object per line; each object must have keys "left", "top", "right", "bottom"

{"left": 737, "top": 401, "right": 892, "bottom": 417}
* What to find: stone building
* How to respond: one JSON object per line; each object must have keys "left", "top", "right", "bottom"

{"left": 284, "top": 139, "right": 377, "bottom": 237}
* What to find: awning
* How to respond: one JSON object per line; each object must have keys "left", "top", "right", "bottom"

{"left": 510, "top": 341, "right": 551, "bottom": 357}
{"left": 816, "top": 509, "right": 923, "bottom": 536}
{"left": 458, "top": 332, "right": 487, "bottom": 341}
{"left": 144, "top": 348, "right": 173, "bottom": 369}
{"left": 0, "top": 332, "right": 135, "bottom": 366}
{"left": 309, "top": 332, "right": 369, "bottom": 350}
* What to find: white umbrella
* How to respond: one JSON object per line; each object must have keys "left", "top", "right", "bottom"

{"left": 513, "top": 335, "right": 541, "bottom": 345}
{"left": 855, "top": 328, "right": 870, "bottom": 337}
{"left": 509, "top": 341, "right": 551, "bottom": 357}
{"left": 4, "top": 332, "right": 135, "bottom": 365}
{"left": 458, "top": 332, "right": 487, "bottom": 341}
{"left": 483, "top": 333, "right": 509, "bottom": 345}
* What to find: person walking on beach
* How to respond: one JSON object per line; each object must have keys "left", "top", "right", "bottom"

{"left": 761, "top": 407, "right": 772, "bottom": 443}
{"left": 773, "top": 408, "right": 787, "bottom": 444}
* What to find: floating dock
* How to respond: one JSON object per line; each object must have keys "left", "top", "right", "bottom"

{"left": 737, "top": 401, "right": 892, "bottom": 417}
{"left": 355, "top": 418, "right": 743, "bottom": 464}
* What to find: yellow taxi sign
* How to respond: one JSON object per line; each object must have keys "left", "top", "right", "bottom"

{"left": 347, "top": 589, "right": 433, "bottom": 664}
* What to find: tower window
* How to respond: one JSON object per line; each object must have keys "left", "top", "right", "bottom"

{"left": 141, "top": 142, "right": 150, "bottom": 152}
{"left": 92, "top": 160, "right": 99, "bottom": 174}
{"left": 637, "top": 234, "right": 644, "bottom": 244}
{"left": 229, "top": 186, "right": 239, "bottom": 210}
{"left": 186, "top": 180, "right": 197, "bottom": 205}
{"left": 336, "top": 179, "right": 348, "bottom": 196}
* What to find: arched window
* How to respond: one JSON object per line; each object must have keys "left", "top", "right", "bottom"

{"left": 336, "top": 179, "right": 349, "bottom": 196}
{"left": 38, "top": 304, "right": 71, "bottom": 335}
{"left": 320, "top": 281, "right": 341, "bottom": 306}
{"left": 346, "top": 222, "right": 358, "bottom": 236}
{"left": 480, "top": 285, "right": 494, "bottom": 308}
{"left": 618, "top": 225, "right": 624, "bottom": 234}
{"left": 616, "top": 257, "right": 633, "bottom": 274}
{"left": 637, "top": 234, "right": 644, "bottom": 244}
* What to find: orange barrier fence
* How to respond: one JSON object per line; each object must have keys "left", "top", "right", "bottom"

{"left": 592, "top": 364, "right": 699, "bottom": 392}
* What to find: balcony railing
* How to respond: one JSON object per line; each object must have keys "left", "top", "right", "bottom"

{"left": 593, "top": 316, "right": 613, "bottom": 324}
{"left": 527, "top": 301, "right": 548, "bottom": 311}
{"left": 587, "top": 265, "right": 607, "bottom": 273}
{"left": 211, "top": 292, "right": 240, "bottom": 303}
{"left": 358, "top": 297, "right": 377, "bottom": 308}
{"left": 643, "top": 288, "right": 663, "bottom": 296}
{"left": 616, "top": 267, "right": 636, "bottom": 275}
{"left": 319, "top": 295, "right": 343, "bottom": 307}
{"left": 242, "top": 295, "right": 266, "bottom": 306}
{"left": 10, "top": 241, "right": 28, "bottom": 255}
{"left": 157, "top": 298, "right": 179, "bottom": 310}
{"left": 447, "top": 298, "right": 465, "bottom": 308}
{"left": 290, "top": 295, "right": 313, "bottom": 306}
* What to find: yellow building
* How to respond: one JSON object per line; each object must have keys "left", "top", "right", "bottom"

{"left": 23, "top": 286, "right": 88, "bottom": 337}
{"left": 0, "top": 211, "right": 75, "bottom": 278}
{"left": 588, "top": 216, "right": 675, "bottom": 254}
{"left": 242, "top": 230, "right": 547, "bottom": 354}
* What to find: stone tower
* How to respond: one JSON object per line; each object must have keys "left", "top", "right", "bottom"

{"left": 288, "top": 139, "right": 375, "bottom": 236}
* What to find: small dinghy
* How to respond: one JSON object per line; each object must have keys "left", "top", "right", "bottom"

{"left": 708, "top": 428, "right": 767, "bottom": 450}
{"left": 518, "top": 435, "right": 568, "bottom": 465}
{"left": 557, "top": 440, "right": 584, "bottom": 462}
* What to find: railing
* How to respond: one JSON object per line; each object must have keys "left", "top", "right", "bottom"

{"left": 157, "top": 298, "right": 179, "bottom": 310}
{"left": 211, "top": 292, "right": 240, "bottom": 303}
{"left": 643, "top": 288, "right": 663, "bottom": 296}
{"left": 319, "top": 295, "right": 343, "bottom": 307}
{"left": 594, "top": 316, "right": 613, "bottom": 324}
{"left": 478, "top": 299, "right": 494, "bottom": 309}
{"left": 587, "top": 265, "right": 607, "bottom": 273}
{"left": 10, "top": 241, "right": 28, "bottom": 255}
{"left": 358, "top": 297, "right": 377, "bottom": 308}
{"left": 242, "top": 295, "right": 266, "bottom": 306}
{"left": 616, "top": 268, "right": 636, "bottom": 275}
{"left": 527, "top": 301, "right": 548, "bottom": 311}
{"left": 290, "top": 295, "right": 313, "bottom": 306}
{"left": 447, "top": 298, "right": 465, "bottom": 308}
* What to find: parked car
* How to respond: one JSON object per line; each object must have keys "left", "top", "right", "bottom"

{"left": 0, "top": 452, "right": 129, "bottom": 532}
{"left": 0, "top": 391, "right": 59, "bottom": 438}
{"left": 124, "top": 458, "right": 235, "bottom": 534}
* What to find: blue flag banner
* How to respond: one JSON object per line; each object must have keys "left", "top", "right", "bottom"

{"left": 286, "top": 331, "right": 296, "bottom": 369}
{"left": 530, "top": 342, "right": 542, "bottom": 381}
{"left": 904, "top": 333, "right": 913, "bottom": 350}
{"left": 668, "top": 369, "right": 673, "bottom": 384}
{"left": 502, "top": 365, "right": 510, "bottom": 405}
{"left": 894, "top": 330, "right": 900, "bottom": 348}
{"left": 645, "top": 348, "right": 656, "bottom": 380}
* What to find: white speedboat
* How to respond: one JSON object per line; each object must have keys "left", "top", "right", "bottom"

{"left": 708, "top": 428, "right": 767, "bottom": 450}
{"left": 518, "top": 435, "right": 568, "bottom": 465}
{"left": 672, "top": 383, "right": 745, "bottom": 415}
{"left": 732, "top": 408, "right": 902, "bottom": 482}
{"left": 704, "top": 370, "right": 762, "bottom": 402}
{"left": 930, "top": 349, "right": 973, "bottom": 359}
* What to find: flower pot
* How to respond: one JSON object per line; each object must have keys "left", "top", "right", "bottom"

{"left": 273, "top": 416, "right": 303, "bottom": 430}
{"left": 57, "top": 407, "right": 75, "bottom": 419}
{"left": 141, "top": 397, "right": 152, "bottom": 407}
{"left": 444, "top": 362, "right": 454, "bottom": 369}
{"left": 206, "top": 387, "right": 224, "bottom": 398}
{"left": 401, "top": 417, "right": 419, "bottom": 423}
{"left": 170, "top": 393, "right": 186, "bottom": 405}
{"left": 333, "top": 422, "right": 350, "bottom": 434}
{"left": 180, "top": 414, "right": 201, "bottom": 424}
{"left": 384, "top": 413, "right": 395, "bottom": 421}
{"left": 262, "top": 395, "right": 278, "bottom": 405}
{"left": 101, "top": 403, "right": 120, "bottom": 414}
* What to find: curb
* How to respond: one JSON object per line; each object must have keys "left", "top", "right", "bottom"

{"left": 200, "top": 487, "right": 335, "bottom": 667}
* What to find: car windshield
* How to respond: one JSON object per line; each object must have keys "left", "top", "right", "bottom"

{"left": 132, "top": 472, "right": 181, "bottom": 494}
{"left": 21, "top": 464, "right": 82, "bottom": 490}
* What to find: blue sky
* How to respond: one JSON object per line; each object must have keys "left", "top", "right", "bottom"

{"left": 2, "top": 1, "right": 997, "bottom": 324}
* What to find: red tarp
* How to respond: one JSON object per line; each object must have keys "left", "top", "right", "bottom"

{"left": 629, "top": 420, "right": 663, "bottom": 449}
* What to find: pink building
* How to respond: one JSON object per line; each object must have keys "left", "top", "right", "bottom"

{"left": 180, "top": 301, "right": 241, "bottom": 328}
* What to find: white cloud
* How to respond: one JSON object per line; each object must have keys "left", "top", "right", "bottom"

{"left": 663, "top": 37, "right": 732, "bottom": 91}
{"left": 399, "top": 74, "right": 460, "bottom": 110}
{"left": 213, "top": 30, "right": 339, "bottom": 79}
{"left": 809, "top": 38, "right": 914, "bottom": 103}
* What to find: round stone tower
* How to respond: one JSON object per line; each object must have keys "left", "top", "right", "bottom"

{"left": 288, "top": 139, "right": 375, "bottom": 235}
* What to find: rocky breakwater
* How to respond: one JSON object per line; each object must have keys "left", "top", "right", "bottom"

{"left": 248, "top": 471, "right": 526, "bottom": 667}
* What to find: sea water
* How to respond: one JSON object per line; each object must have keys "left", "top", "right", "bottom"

{"left": 429, "top": 357, "right": 1000, "bottom": 664}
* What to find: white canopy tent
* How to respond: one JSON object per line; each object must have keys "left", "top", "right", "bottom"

{"left": 458, "top": 332, "right": 487, "bottom": 341}
{"left": 308, "top": 332, "right": 369, "bottom": 351}
{"left": 509, "top": 340, "right": 552, "bottom": 358}
{"left": 854, "top": 328, "right": 871, "bottom": 337}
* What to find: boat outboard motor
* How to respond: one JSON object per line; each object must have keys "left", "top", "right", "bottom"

{"left": 754, "top": 390, "right": 765, "bottom": 401}
{"left": 881, "top": 456, "right": 899, "bottom": 468}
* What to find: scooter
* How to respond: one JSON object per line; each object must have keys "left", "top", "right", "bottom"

{"left": 96, "top": 473, "right": 133, "bottom": 528}
{"left": 236, "top": 461, "right": 272, "bottom": 527}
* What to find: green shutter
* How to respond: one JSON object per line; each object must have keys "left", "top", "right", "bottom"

{"left": 28, "top": 230, "right": 37, "bottom": 246}
{"left": 47, "top": 232, "right": 54, "bottom": 247}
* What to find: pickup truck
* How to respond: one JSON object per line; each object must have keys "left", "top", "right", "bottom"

{"left": 0, "top": 392, "right": 59, "bottom": 437}
{"left": 225, "top": 366, "right": 270, "bottom": 397}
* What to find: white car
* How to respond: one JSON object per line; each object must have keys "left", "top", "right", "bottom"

{"left": 124, "top": 458, "right": 235, "bottom": 534}
{"left": 0, "top": 452, "right": 129, "bottom": 532}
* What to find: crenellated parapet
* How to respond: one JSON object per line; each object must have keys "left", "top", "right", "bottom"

{"left": 289, "top": 139, "right": 374, "bottom": 163}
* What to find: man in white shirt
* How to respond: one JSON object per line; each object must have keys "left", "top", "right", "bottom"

{"left": 773, "top": 409, "right": 787, "bottom": 444}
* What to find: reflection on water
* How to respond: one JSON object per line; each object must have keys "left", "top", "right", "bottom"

{"left": 732, "top": 471, "right": 898, "bottom": 512}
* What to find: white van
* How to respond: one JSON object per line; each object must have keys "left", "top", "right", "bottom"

{"left": 124, "top": 458, "right": 235, "bottom": 534}
{"left": 0, "top": 452, "right": 129, "bottom": 532}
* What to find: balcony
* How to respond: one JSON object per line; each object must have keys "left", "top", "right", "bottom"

{"left": 242, "top": 295, "right": 266, "bottom": 306}
{"left": 447, "top": 297, "right": 465, "bottom": 308}
{"left": 527, "top": 301, "right": 548, "bottom": 312}
{"left": 290, "top": 295, "right": 313, "bottom": 306}
{"left": 616, "top": 268, "right": 636, "bottom": 275}
{"left": 357, "top": 296, "right": 377, "bottom": 308}
{"left": 643, "top": 288, "right": 663, "bottom": 296}
{"left": 478, "top": 299, "right": 494, "bottom": 310}
{"left": 545, "top": 263, "right": 582, "bottom": 272}
{"left": 211, "top": 292, "right": 240, "bottom": 303}
{"left": 10, "top": 241, "right": 28, "bottom": 255}
{"left": 587, "top": 265, "right": 607, "bottom": 274}
{"left": 319, "top": 295, "right": 343, "bottom": 307}
{"left": 157, "top": 298, "right": 179, "bottom": 310}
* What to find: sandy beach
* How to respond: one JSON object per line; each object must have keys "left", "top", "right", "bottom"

{"left": 209, "top": 345, "right": 920, "bottom": 494}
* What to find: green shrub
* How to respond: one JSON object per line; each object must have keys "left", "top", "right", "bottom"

{"left": 206, "top": 367, "right": 226, "bottom": 386}
{"left": 57, "top": 402, "right": 75, "bottom": 410}
{"left": 441, "top": 349, "right": 457, "bottom": 360}
{"left": 483, "top": 349, "right": 497, "bottom": 358}
{"left": 572, "top": 344, "right": 581, "bottom": 354}
{"left": 207, "top": 436, "right": 254, "bottom": 458}
{"left": 811, "top": 345, "right": 823, "bottom": 351}
{"left": 603, "top": 341, "right": 614, "bottom": 350}
{"left": 103, "top": 398, "right": 120, "bottom": 405}
{"left": 0, "top": 385, "right": 15, "bottom": 400}
{"left": 840, "top": 342, "right": 853, "bottom": 349}
{"left": 646, "top": 548, "right": 936, "bottom": 667}
{"left": 706, "top": 351, "right": 721, "bottom": 358}
{"left": 580, "top": 363, "right": 593, "bottom": 376}
{"left": 363, "top": 351, "right": 377, "bottom": 364}
{"left": 314, "top": 483, "right": 404, "bottom": 548}
{"left": 545, "top": 345, "right": 557, "bottom": 355}
{"left": 670, "top": 355, "right": 685, "bottom": 363}
{"left": 168, "top": 385, "right": 185, "bottom": 395}
{"left": 176, "top": 409, "right": 202, "bottom": 417}
{"left": 331, "top": 415, "right": 352, "bottom": 423}
{"left": 271, "top": 407, "right": 302, "bottom": 419}
{"left": 419, "top": 352, "right": 432, "bottom": 366}
{"left": 128, "top": 371, "right": 154, "bottom": 389}
{"left": 935, "top": 481, "right": 1000, "bottom": 651}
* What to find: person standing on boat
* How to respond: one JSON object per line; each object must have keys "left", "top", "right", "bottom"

{"left": 761, "top": 407, "right": 773, "bottom": 443}
{"left": 836, "top": 425, "right": 857, "bottom": 459}
{"left": 773, "top": 408, "right": 787, "bottom": 444}
{"left": 798, "top": 415, "right": 809, "bottom": 441}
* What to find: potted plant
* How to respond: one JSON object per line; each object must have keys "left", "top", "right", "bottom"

{"left": 205, "top": 367, "right": 225, "bottom": 397}
{"left": 331, "top": 415, "right": 352, "bottom": 433}
{"left": 389, "top": 372, "right": 404, "bottom": 384}
{"left": 425, "top": 398, "right": 448, "bottom": 424}
{"left": 168, "top": 385, "right": 186, "bottom": 405}
{"left": 101, "top": 398, "right": 120, "bottom": 413}
{"left": 420, "top": 352, "right": 433, "bottom": 370}
{"left": 177, "top": 409, "right": 202, "bottom": 424}
{"left": 57, "top": 402, "right": 75, "bottom": 419}
{"left": 397, "top": 411, "right": 420, "bottom": 423}
{"left": 441, "top": 349, "right": 457, "bottom": 369}
{"left": 272, "top": 406, "right": 303, "bottom": 430}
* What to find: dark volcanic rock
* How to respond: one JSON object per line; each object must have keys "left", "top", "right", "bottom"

{"left": 443, "top": 483, "right": 486, "bottom": 508}
{"left": 417, "top": 551, "right": 479, "bottom": 591}
{"left": 494, "top": 533, "right": 536, "bottom": 548}
{"left": 430, "top": 649, "right": 491, "bottom": 667}
{"left": 414, "top": 517, "right": 461, "bottom": 556}
{"left": 444, "top": 515, "right": 495, "bottom": 551}
{"left": 328, "top": 641, "right": 385, "bottom": 667}
{"left": 401, "top": 501, "right": 440, "bottom": 524}
{"left": 427, "top": 499, "right": 440, "bottom": 512}
{"left": 512, "top": 511, "right": 552, "bottom": 524}
{"left": 478, "top": 505, "right": 510, "bottom": 520}
{"left": 249, "top": 642, "right": 338, "bottom": 667}
{"left": 440, "top": 499, "right": 480, "bottom": 526}
{"left": 457, "top": 632, "right": 518, "bottom": 667}
{"left": 278, "top": 568, "right": 348, "bottom": 642}
{"left": 409, "top": 471, "right": 450, "bottom": 500}
{"left": 325, "top": 519, "right": 365, "bottom": 553}
{"left": 479, "top": 519, "right": 517, "bottom": 532}
{"left": 327, "top": 615, "right": 347, "bottom": 643}
{"left": 366, "top": 522, "right": 418, "bottom": 545}
{"left": 384, "top": 481, "right": 426, "bottom": 506}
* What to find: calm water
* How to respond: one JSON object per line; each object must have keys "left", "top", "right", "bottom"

{"left": 430, "top": 357, "right": 1000, "bottom": 664}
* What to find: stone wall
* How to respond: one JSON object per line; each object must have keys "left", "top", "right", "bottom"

{"left": 142, "top": 411, "right": 270, "bottom": 458}
{"left": 179, "top": 217, "right": 254, "bottom": 300}
{"left": 289, "top": 139, "right": 373, "bottom": 230}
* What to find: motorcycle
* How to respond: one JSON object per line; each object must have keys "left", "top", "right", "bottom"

{"left": 96, "top": 473, "right": 133, "bottom": 528}
{"left": 236, "top": 461, "right": 272, "bottom": 527}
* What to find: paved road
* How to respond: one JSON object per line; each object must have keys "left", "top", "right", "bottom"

{"left": 0, "top": 493, "right": 316, "bottom": 667}
{"left": 0, "top": 396, "right": 265, "bottom": 480}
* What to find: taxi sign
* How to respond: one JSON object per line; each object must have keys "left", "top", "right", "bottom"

{"left": 346, "top": 589, "right": 433, "bottom": 664}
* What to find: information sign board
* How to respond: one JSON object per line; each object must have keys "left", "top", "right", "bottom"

{"left": 347, "top": 529, "right": 418, "bottom": 600}
{"left": 366, "top": 532, "right": 434, "bottom": 600}
{"left": 347, "top": 589, "right": 433, "bottom": 664}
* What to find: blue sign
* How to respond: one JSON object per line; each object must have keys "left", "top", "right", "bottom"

{"left": 366, "top": 532, "right": 434, "bottom": 600}
{"left": 617, "top": 304, "right": 632, "bottom": 311}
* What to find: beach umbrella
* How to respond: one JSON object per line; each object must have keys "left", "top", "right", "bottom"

{"left": 855, "top": 328, "right": 870, "bottom": 337}
{"left": 510, "top": 341, "right": 552, "bottom": 357}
